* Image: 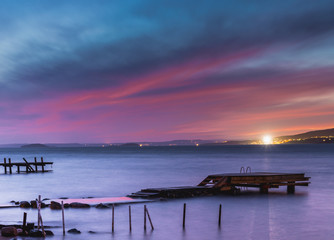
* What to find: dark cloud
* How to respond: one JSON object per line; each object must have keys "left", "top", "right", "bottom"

{"left": 1, "top": 0, "right": 334, "bottom": 101}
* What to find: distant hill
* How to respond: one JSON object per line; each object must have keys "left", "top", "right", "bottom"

{"left": 277, "top": 128, "right": 334, "bottom": 140}
{"left": 120, "top": 143, "right": 140, "bottom": 147}
{"left": 21, "top": 143, "right": 49, "bottom": 148}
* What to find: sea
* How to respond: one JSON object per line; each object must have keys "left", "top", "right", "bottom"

{"left": 0, "top": 144, "right": 333, "bottom": 240}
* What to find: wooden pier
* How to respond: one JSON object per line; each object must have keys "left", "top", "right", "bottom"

{"left": 1, "top": 157, "right": 53, "bottom": 174}
{"left": 129, "top": 172, "right": 310, "bottom": 198}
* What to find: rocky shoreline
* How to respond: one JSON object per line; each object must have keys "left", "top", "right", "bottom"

{"left": 11, "top": 199, "right": 111, "bottom": 209}
{"left": 0, "top": 199, "right": 112, "bottom": 238}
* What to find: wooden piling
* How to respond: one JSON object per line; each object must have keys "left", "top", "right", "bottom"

{"left": 37, "top": 197, "right": 41, "bottom": 229}
{"left": 61, "top": 201, "right": 65, "bottom": 235}
{"left": 183, "top": 203, "right": 186, "bottom": 229}
{"left": 41, "top": 157, "right": 45, "bottom": 172}
{"left": 260, "top": 185, "right": 269, "bottom": 194}
{"left": 145, "top": 206, "right": 154, "bottom": 230}
{"left": 9, "top": 158, "right": 12, "bottom": 174}
{"left": 129, "top": 206, "right": 132, "bottom": 232}
{"left": 4, "top": 158, "right": 7, "bottom": 174}
{"left": 218, "top": 204, "right": 222, "bottom": 227}
{"left": 144, "top": 205, "right": 147, "bottom": 231}
{"left": 23, "top": 212, "right": 27, "bottom": 231}
{"left": 37, "top": 195, "right": 45, "bottom": 237}
{"left": 112, "top": 204, "right": 115, "bottom": 233}
{"left": 287, "top": 182, "right": 295, "bottom": 194}
{"left": 34, "top": 157, "right": 38, "bottom": 172}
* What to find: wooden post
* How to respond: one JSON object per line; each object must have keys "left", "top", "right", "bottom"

{"left": 34, "top": 157, "right": 38, "bottom": 172}
{"left": 37, "top": 196, "right": 41, "bottom": 229}
{"left": 4, "top": 158, "right": 7, "bottom": 174}
{"left": 129, "top": 206, "right": 132, "bottom": 232}
{"left": 183, "top": 203, "right": 186, "bottom": 229}
{"left": 144, "top": 205, "right": 147, "bottom": 231}
{"left": 218, "top": 204, "right": 222, "bottom": 227}
{"left": 287, "top": 182, "right": 295, "bottom": 194}
{"left": 112, "top": 204, "right": 115, "bottom": 233}
{"left": 260, "top": 185, "right": 269, "bottom": 194}
{"left": 145, "top": 206, "right": 154, "bottom": 230}
{"left": 9, "top": 158, "right": 12, "bottom": 174}
{"left": 37, "top": 195, "right": 45, "bottom": 237}
{"left": 41, "top": 157, "right": 45, "bottom": 172}
{"left": 61, "top": 201, "right": 65, "bottom": 235}
{"left": 23, "top": 212, "right": 27, "bottom": 231}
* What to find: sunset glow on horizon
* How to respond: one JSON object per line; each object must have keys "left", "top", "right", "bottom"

{"left": 1, "top": 1, "right": 334, "bottom": 144}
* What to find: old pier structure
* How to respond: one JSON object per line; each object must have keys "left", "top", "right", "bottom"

{"left": 130, "top": 172, "right": 310, "bottom": 198}
{"left": 1, "top": 157, "right": 53, "bottom": 174}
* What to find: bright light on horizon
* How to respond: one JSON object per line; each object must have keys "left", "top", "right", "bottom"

{"left": 262, "top": 135, "right": 273, "bottom": 144}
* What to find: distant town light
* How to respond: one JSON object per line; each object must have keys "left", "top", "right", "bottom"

{"left": 262, "top": 135, "right": 273, "bottom": 145}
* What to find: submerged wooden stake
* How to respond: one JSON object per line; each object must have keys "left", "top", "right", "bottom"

{"left": 129, "top": 206, "right": 132, "bottom": 232}
{"left": 37, "top": 197, "right": 41, "bottom": 229}
{"left": 61, "top": 201, "right": 65, "bottom": 235}
{"left": 218, "top": 204, "right": 222, "bottom": 227}
{"left": 23, "top": 212, "right": 27, "bottom": 231}
{"left": 183, "top": 203, "right": 186, "bottom": 229}
{"left": 144, "top": 205, "right": 147, "bottom": 231}
{"left": 37, "top": 195, "right": 45, "bottom": 237}
{"left": 112, "top": 204, "right": 115, "bottom": 233}
{"left": 146, "top": 206, "right": 154, "bottom": 230}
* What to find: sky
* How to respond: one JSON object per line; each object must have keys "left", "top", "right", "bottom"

{"left": 1, "top": 0, "right": 334, "bottom": 143}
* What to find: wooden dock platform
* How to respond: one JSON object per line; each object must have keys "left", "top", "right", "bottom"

{"left": 129, "top": 172, "right": 310, "bottom": 198}
{"left": 0, "top": 157, "right": 53, "bottom": 174}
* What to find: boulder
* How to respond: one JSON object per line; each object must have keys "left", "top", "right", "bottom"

{"left": 68, "top": 228, "right": 81, "bottom": 234}
{"left": 29, "top": 230, "right": 44, "bottom": 237}
{"left": 30, "top": 200, "right": 37, "bottom": 208}
{"left": 69, "top": 202, "right": 90, "bottom": 208}
{"left": 45, "top": 230, "right": 54, "bottom": 236}
{"left": 50, "top": 201, "right": 62, "bottom": 210}
{"left": 17, "top": 228, "right": 28, "bottom": 236}
{"left": 95, "top": 203, "right": 110, "bottom": 209}
{"left": 1, "top": 227, "right": 18, "bottom": 237}
{"left": 19, "top": 201, "right": 31, "bottom": 208}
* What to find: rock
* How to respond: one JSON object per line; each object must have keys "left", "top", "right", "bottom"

{"left": 95, "top": 203, "right": 110, "bottom": 209}
{"left": 29, "top": 230, "right": 44, "bottom": 237}
{"left": 68, "top": 228, "right": 81, "bottom": 234}
{"left": 19, "top": 201, "right": 31, "bottom": 208}
{"left": 50, "top": 201, "right": 62, "bottom": 210}
{"left": 15, "top": 201, "right": 20, "bottom": 205}
{"left": 17, "top": 228, "right": 28, "bottom": 236}
{"left": 10, "top": 200, "right": 16, "bottom": 203}
{"left": 69, "top": 202, "right": 90, "bottom": 208}
{"left": 26, "top": 223, "right": 35, "bottom": 231}
{"left": 64, "top": 203, "right": 70, "bottom": 208}
{"left": 30, "top": 200, "right": 46, "bottom": 209}
{"left": 88, "top": 231, "right": 96, "bottom": 234}
{"left": 1, "top": 227, "right": 18, "bottom": 237}
{"left": 45, "top": 230, "right": 54, "bottom": 236}
{"left": 30, "top": 200, "right": 37, "bottom": 208}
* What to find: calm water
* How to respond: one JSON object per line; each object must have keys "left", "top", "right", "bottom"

{"left": 0, "top": 145, "right": 333, "bottom": 240}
